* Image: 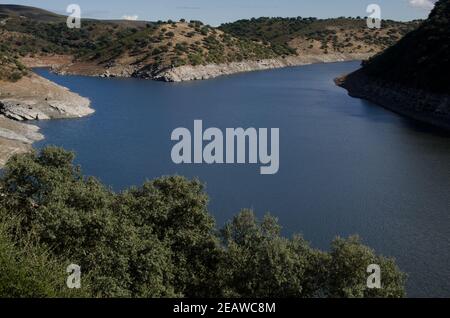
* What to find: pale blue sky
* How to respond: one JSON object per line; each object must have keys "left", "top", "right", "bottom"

{"left": 2, "top": 0, "right": 435, "bottom": 25}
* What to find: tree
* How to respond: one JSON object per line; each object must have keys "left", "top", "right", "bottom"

{"left": 217, "top": 211, "right": 405, "bottom": 298}
{"left": 325, "top": 236, "right": 406, "bottom": 298}
{"left": 218, "top": 210, "right": 327, "bottom": 297}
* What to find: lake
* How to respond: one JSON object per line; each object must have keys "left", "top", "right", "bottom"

{"left": 34, "top": 61, "right": 450, "bottom": 297}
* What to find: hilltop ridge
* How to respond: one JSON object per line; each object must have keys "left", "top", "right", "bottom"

{"left": 0, "top": 4, "right": 64, "bottom": 22}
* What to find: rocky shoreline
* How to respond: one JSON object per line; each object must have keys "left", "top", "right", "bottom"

{"left": 0, "top": 73, "right": 94, "bottom": 167}
{"left": 154, "top": 53, "right": 374, "bottom": 82}
{"left": 48, "top": 53, "right": 374, "bottom": 82}
{"left": 336, "top": 70, "right": 450, "bottom": 131}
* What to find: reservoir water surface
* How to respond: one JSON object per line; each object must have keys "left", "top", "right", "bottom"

{"left": 34, "top": 61, "right": 450, "bottom": 297}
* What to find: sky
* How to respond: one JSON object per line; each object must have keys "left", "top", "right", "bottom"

{"left": 1, "top": 0, "right": 437, "bottom": 25}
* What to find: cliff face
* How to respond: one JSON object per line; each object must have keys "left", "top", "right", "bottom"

{"left": 338, "top": 0, "right": 449, "bottom": 129}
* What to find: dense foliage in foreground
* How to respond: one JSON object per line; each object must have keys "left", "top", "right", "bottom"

{"left": 0, "top": 147, "right": 406, "bottom": 298}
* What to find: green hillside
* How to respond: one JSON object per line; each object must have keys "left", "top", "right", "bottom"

{"left": 220, "top": 17, "right": 419, "bottom": 55}
{"left": 360, "top": 0, "right": 449, "bottom": 94}
{"left": 0, "top": 6, "right": 281, "bottom": 76}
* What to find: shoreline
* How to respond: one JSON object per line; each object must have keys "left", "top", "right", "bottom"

{"left": 336, "top": 70, "right": 450, "bottom": 131}
{"left": 0, "top": 72, "right": 94, "bottom": 167}
{"left": 150, "top": 53, "right": 374, "bottom": 82}
{"left": 24, "top": 53, "right": 374, "bottom": 82}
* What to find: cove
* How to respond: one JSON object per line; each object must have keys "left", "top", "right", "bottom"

{"left": 34, "top": 61, "right": 450, "bottom": 297}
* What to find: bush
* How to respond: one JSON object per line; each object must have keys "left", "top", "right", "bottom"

{"left": 8, "top": 70, "right": 23, "bottom": 82}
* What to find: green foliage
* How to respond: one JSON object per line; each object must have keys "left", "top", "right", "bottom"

{"left": 0, "top": 147, "right": 213, "bottom": 297}
{"left": 0, "top": 215, "right": 90, "bottom": 298}
{"left": 0, "top": 147, "right": 406, "bottom": 298}
{"left": 326, "top": 237, "right": 406, "bottom": 298}
{"left": 220, "top": 16, "right": 418, "bottom": 55}
{"left": 218, "top": 211, "right": 405, "bottom": 298}
{"left": 188, "top": 53, "right": 203, "bottom": 66}
{"left": 0, "top": 44, "right": 28, "bottom": 81}
{"left": 362, "top": 0, "right": 449, "bottom": 94}
{"left": 218, "top": 210, "right": 328, "bottom": 297}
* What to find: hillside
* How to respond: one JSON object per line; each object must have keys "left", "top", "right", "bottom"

{"left": 0, "top": 5, "right": 419, "bottom": 81}
{"left": 358, "top": 0, "right": 449, "bottom": 94}
{"left": 0, "top": 4, "right": 64, "bottom": 22}
{"left": 54, "top": 20, "right": 282, "bottom": 78}
{"left": 220, "top": 17, "right": 419, "bottom": 56}
{"left": 337, "top": 0, "right": 449, "bottom": 130}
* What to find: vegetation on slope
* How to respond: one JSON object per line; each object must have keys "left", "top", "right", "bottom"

{"left": 360, "top": 0, "right": 449, "bottom": 94}
{"left": 220, "top": 17, "right": 419, "bottom": 55}
{"left": 0, "top": 5, "right": 420, "bottom": 80}
{"left": 0, "top": 147, "right": 406, "bottom": 298}
{"left": 0, "top": 52, "right": 27, "bottom": 81}
{"left": 0, "top": 8, "right": 281, "bottom": 73}
{"left": 83, "top": 21, "right": 280, "bottom": 69}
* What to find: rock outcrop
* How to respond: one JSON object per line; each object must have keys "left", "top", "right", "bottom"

{"left": 0, "top": 73, "right": 94, "bottom": 167}
{"left": 0, "top": 73, "right": 93, "bottom": 121}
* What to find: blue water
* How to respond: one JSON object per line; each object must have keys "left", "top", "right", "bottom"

{"left": 34, "top": 61, "right": 450, "bottom": 297}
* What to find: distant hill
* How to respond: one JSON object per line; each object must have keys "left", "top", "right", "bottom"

{"left": 0, "top": 4, "right": 419, "bottom": 81}
{"left": 0, "top": 4, "right": 64, "bottom": 22}
{"left": 0, "top": 5, "right": 282, "bottom": 78}
{"left": 337, "top": 0, "right": 449, "bottom": 130}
